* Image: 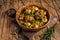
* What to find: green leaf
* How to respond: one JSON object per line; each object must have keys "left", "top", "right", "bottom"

{"left": 40, "top": 23, "right": 57, "bottom": 40}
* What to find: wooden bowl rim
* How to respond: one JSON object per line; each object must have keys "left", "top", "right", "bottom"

{"left": 16, "top": 3, "right": 51, "bottom": 31}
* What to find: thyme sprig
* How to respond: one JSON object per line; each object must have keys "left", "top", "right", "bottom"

{"left": 40, "top": 23, "right": 57, "bottom": 40}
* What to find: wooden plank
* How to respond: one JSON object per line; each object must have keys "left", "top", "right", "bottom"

{"left": 5, "top": 0, "right": 18, "bottom": 40}
{"left": 18, "top": 0, "right": 24, "bottom": 8}
{"left": 5, "top": 0, "right": 10, "bottom": 10}
{"left": 43, "top": 0, "right": 58, "bottom": 18}
{"left": 55, "top": 0, "right": 60, "bottom": 7}
{"left": 21, "top": 0, "right": 42, "bottom": 6}
{"left": 35, "top": 35, "right": 40, "bottom": 40}
{"left": 6, "top": 0, "right": 14, "bottom": 39}
{"left": 52, "top": 31, "right": 60, "bottom": 40}
{"left": 6, "top": 0, "right": 19, "bottom": 40}
{"left": 22, "top": 0, "right": 30, "bottom": 4}
{"left": 0, "top": 0, "right": 6, "bottom": 40}
{"left": 1, "top": 0, "right": 11, "bottom": 40}
{"left": 10, "top": 23, "right": 18, "bottom": 40}
{"left": 51, "top": 0, "right": 60, "bottom": 21}
{"left": 0, "top": 0, "right": 60, "bottom": 40}
{"left": 51, "top": 23, "right": 60, "bottom": 40}
{"left": 2, "top": 15, "right": 9, "bottom": 40}
{"left": 21, "top": 0, "right": 39, "bottom": 5}
{"left": 13, "top": 0, "right": 19, "bottom": 10}
{"left": 0, "top": 12, "right": 5, "bottom": 40}
{"left": 41, "top": 0, "right": 56, "bottom": 16}
{"left": 51, "top": 37, "right": 57, "bottom": 40}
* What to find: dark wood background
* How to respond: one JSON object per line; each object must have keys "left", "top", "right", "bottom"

{"left": 0, "top": 0, "right": 60, "bottom": 40}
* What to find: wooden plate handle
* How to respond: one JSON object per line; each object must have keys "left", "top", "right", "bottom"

{"left": 6, "top": 8, "right": 16, "bottom": 18}
{"left": 6, "top": 8, "right": 17, "bottom": 23}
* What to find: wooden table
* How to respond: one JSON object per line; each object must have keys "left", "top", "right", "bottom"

{"left": 0, "top": 0, "right": 60, "bottom": 40}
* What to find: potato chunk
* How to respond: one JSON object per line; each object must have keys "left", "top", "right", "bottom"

{"left": 42, "top": 16, "right": 47, "bottom": 22}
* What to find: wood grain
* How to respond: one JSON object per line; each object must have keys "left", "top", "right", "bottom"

{"left": 0, "top": 0, "right": 60, "bottom": 40}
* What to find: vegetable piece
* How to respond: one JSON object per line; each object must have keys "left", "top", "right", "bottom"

{"left": 44, "top": 11, "right": 46, "bottom": 15}
{"left": 25, "top": 16, "right": 34, "bottom": 22}
{"left": 19, "top": 14, "right": 24, "bottom": 20}
{"left": 35, "top": 21, "right": 40, "bottom": 24}
{"left": 41, "top": 10, "right": 44, "bottom": 18}
{"left": 25, "top": 9, "right": 31, "bottom": 14}
{"left": 34, "top": 21, "right": 40, "bottom": 28}
{"left": 24, "top": 22, "right": 31, "bottom": 28}
{"left": 42, "top": 16, "right": 47, "bottom": 22}
{"left": 32, "top": 6, "right": 39, "bottom": 14}
{"left": 27, "top": 22, "right": 31, "bottom": 27}
{"left": 40, "top": 21, "right": 44, "bottom": 26}
{"left": 40, "top": 10, "right": 47, "bottom": 18}
{"left": 35, "top": 24, "right": 39, "bottom": 28}
{"left": 32, "top": 6, "right": 39, "bottom": 11}
{"left": 29, "top": 16, "right": 34, "bottom": 21}
{"left": 25, "top": 16, "right": 30, "bottom": 21}
{"left": 41, "top": 9, "right": 44, "bottom": 14}
{"left": 19, "top": 17, "right": 23, "bottom": 20}
{"left": 30, "top": 24, "right": 34, "bottom": 28}
{"left": 19, "top": 20, "right": 23, "bottom": 24}
{"left": 35, "top": 12, "right": 42, "bottom": 19}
